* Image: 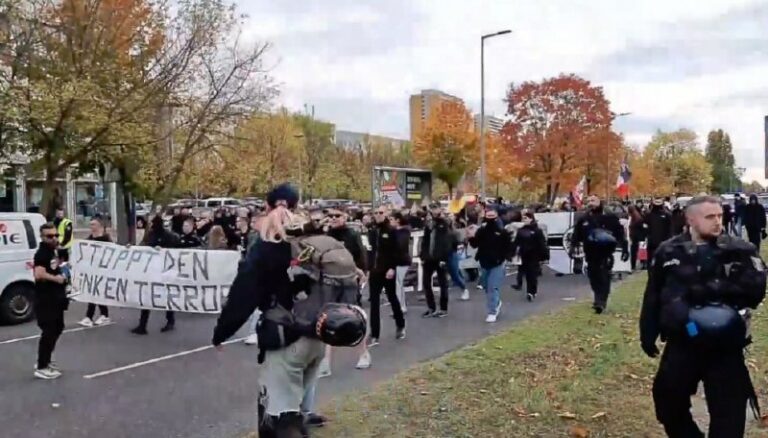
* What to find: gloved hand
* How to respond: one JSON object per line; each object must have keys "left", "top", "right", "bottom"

{"left": 641, "top": 342, "right": 660, "bottom": 358}
{"left": 621, "top": 249, "right": 629, "bottom": 262}
{"left": 762, "top": 229, "right": 767, "bottom": 240}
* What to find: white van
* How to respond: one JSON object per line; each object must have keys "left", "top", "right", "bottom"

{"left": 0, "top": 213, "right": 47, "bottom": 324}
{"left": 202, "top": 197, "right": 241, "bottom": 209}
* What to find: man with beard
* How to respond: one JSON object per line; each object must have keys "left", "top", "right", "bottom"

{"left": 645, "top": 197, "right": 673, "bottom": 265}
{"left": 33, "top": 223, "right": 69, "bottom": 379}
{"left": 570, "top": 195, "right": 629, "bottom": 314}
{"left": 743, "top": 194, "right": 766, "bottom": 250}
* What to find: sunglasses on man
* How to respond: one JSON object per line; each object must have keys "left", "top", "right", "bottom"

{"left": 374, "top": 211, "right": 387, "bottom": 215}
{"left": 328, "top": 214, "right": 343, "bottom": 219}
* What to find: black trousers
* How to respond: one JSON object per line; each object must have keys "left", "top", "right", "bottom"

{"left": 746, "top": 228, "right": 761, "bottom": 250}
{"left": 653, "top": 343, "right": 755, "bottom": 438}
{"left": 422, "top": 261, "right": 449, "bottom": 312}
{"left": 519, "top": 262, "right": 540, "bottom": 296}
{"left": 630, "top": 240, "right": 640, "bottom": 270}
{"left": 586, "top": 257, "right": 612, "bottom": 308}
{"left": 138, "top": 309, "right": 175, "bottom": 329}
{"left": 86, "top": 303, "right": 109, "bottom": 319}
{"left": 36, "top": 305, "right": 65, "bottom": 369}
{"left": 646, "top": 244, "right": 659, "bottom": 270}
{"left": 368, "top": 271, "right": 404, "bottom": 339}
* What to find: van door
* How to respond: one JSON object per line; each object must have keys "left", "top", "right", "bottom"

{"left": 0, "top": 219, "right": 34, "bottom": 263}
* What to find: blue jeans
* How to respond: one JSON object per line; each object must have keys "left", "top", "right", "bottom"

{"left": 448, "top": 251, "right": 466, "bottom": 290}
{"left": 301, "top": 383, "right": 316, "bottom": 414}
{"left": 480, "top": 264, "right": 505, "bottom": 315}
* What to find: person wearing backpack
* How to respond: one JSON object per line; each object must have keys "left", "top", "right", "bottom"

{"left": 570, "top": 195, "right": 629, "bottom": 314}
{"left": 212, "top": 184, "right": 366, "bottom": 437}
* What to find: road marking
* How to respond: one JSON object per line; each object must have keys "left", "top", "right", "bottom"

{"left": 0, "top": 322, "right": 114, "bottom": 345}
{"left": 83, "top": 337, "right": 247, "bottom": 379}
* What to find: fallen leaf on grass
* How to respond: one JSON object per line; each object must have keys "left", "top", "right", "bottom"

{"left": 513, "top": 406, "right": 541, "bottom": 418}
{"left": 569, "top": 425, "right": 590, "bottom": 437}
{"left": 627, "top": 373, "right": 639, "bottom": 380}
{"left": 557, "top": 412, "right": 577, "bottom": 419}
{"left": 590, "top": 412, "right": 607, "bottom": 419}
{"left": 479, "top": 389, "right": 488, "bottom": 394}
{"left": 419, "top": 391, "right": 429, "bottom": 396}
{"left": 760, "top": 414, "right": 768, "bottom": 428}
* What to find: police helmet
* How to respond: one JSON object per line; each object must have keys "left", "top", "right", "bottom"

{"left": 315, "top": 303, "right": 368, "bottom": 347}
{"left": 688, "top": 304, "right": 746, "bottom": 349}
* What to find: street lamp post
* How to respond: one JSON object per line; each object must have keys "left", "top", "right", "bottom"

{"left": 480, "top": 29, "right": 511, "bottom": 200}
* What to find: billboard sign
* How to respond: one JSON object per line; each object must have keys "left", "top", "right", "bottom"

{"left": 373, "top": 166, "right": 432, "bottom": 208}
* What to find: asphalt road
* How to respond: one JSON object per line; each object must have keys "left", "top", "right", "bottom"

{"left": 0, "top": 269, "right": 594, "bottom": 438}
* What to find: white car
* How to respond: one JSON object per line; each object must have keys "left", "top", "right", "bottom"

{"left": 201, "top": 197, "right": 241, "bottom": 209}
{"left": 0, "top": 213, "right": 47, "bottom": 324}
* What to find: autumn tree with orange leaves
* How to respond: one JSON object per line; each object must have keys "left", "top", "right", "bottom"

{"left": 414, "top": 101, "right": 478, "bottom": 196}
{"left": 501, "top": 74, "right": 620, "bottom": 204}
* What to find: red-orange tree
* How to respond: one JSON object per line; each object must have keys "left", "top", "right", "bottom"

{"left": 501, "top": 74, "right": 617, "bottom": 204}
{"left": 414, "top": 100, "right": 478, "bottom": 196}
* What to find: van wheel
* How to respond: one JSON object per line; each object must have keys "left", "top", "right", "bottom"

{"left": 0, "top": 283, "right": 35, "bottom": 325}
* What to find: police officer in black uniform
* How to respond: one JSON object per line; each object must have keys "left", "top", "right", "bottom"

{"left": 645, "top": 197, "right": 673, "bottom": 265}
{"left": 570, "top": 195, "right": 628, "bottom": 314}
{"left": 640, "top": 195, "right": 766, "bottom": 437}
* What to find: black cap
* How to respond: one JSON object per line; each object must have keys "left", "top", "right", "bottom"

{"left": 266, "top": 183, "right": 299, "bottom": 209}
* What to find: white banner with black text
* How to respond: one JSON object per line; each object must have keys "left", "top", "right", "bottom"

{"left": 70, "top": 241, "right": 240, "bottom": 313}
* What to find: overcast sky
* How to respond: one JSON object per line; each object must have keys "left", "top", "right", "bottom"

{"left": 239, "top": 0, "right": 768, "bottom": 183}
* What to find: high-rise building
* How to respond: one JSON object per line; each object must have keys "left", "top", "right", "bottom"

{"left": 474, "top": 114, "right": 504, "bottom": 134}
{"left": 409, "top": 89, "right": 464, "bottom": 142}
{"left": 335, "top": 129, "right": 408, "bottom": 152}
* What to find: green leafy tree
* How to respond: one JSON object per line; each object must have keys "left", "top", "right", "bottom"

{"left": 705, "top": 129, "right": 738, "bottom": 194}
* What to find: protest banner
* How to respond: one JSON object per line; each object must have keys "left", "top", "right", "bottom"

{"left": 70, "top": 241, "right": 240, "bottom": 313}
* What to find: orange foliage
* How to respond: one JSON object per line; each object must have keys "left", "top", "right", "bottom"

{"left": 502, "top": 74, "right": 618, "bottom": 203}
{"left": 414, "top": 100, "right": 479, "bottom": 193}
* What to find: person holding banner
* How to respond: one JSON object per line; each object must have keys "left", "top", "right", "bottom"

{"left": 33, "top": 223, "right": 69, "bottom": 380}
{"left": 131, "top": 216, "right": 180, "bottom": 335}
{"left": 78, "top": 217, "right": 112, "bottom": 328}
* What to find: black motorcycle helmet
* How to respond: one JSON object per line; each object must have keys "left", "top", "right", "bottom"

{"left": 315, "top": 303, "right": 368, "bottom": 347}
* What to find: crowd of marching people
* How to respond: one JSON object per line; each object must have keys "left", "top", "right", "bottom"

{"left": 30, "top": 183, "right": 768, "bottom": 436}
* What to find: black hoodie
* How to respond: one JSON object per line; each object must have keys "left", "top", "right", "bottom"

{"left": 644, "top": 205, "right": 672, "bottom": 248}
{"left": 744, "top": 195, "right": 766, "bottom": 231}
{"left": 469, "top": 219, "right": 512, "bottom": 269}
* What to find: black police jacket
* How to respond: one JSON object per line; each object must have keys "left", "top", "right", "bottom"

{"left": 570, "top": 209, "right": 627, "bottom": 261}
{"left": 644, "top": 207, "right": 672, "bottom": 248}
{"left": 639, "top": 233, "right": 766, "bottom": 347}
{"left": 512, "top": 223, "right": 549, "bottom": 264}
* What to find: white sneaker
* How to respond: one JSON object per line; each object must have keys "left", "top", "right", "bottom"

{"left": 244, "top": 333, "right": 259, "bottom": 346}
{"left": 33, "top": 361, "right": 58, "bottom": 371}
{"left": 485, "top": 314, "right": 497, "bottom": 323}
{"left": 460, "top": 289, "right": 470, "bottom": 301}
{"left": 94, "top": 316, "right": 111, "bottom": 326}
{"left": 476, "top": 284, "right": 484, "bottom": 290}
{"left": 356, "top": 350, "right": 372, "bottom": 369}
{"left": 34, "top": 367, "right": 62, "bottom": 380}
{"left": 78, "top": 318, "right": 94, "bottom": 328}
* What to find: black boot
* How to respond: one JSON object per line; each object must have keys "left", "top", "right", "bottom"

{"left": 161, "top": 323, "right": 175, "bottom": 333}
{"left": 131, "top": 325, "right": 148, "bottom": 335}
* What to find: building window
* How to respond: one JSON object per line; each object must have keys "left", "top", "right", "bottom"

{"left": 75, "top": 182, "right": 111, "bottom": 228}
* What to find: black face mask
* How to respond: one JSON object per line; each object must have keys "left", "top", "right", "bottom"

{"left": 484, "top": 218, "right": 497, "bottom": 226}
